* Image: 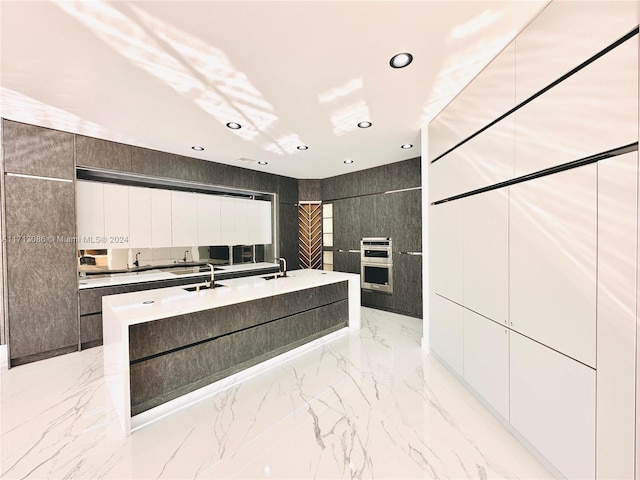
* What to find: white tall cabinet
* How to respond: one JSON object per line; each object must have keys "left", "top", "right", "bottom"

{"left": 426, "top": 3, "right": 639, "bottom": 479}
{"left": 128, "top": 187, "right": 152, "bottom": 248}
{"left": 76, "top": 181, "right": 104, "bottom": 249}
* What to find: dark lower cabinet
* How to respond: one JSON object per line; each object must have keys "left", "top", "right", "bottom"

{"left": 129, "top": 283, "right": 349, "bottom": 415}
{"left": 5, "top": 175, "right": 78, "bottom": 366}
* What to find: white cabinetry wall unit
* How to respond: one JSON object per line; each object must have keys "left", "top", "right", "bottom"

{"left": 197, "top": 194, "right": 221, "bottom": 246}
{"left": 150, "top": 189, "right": 172, "bottom": 248}
{"left": 78, "top": 182, "right": 274, "bottom": 252}
{"left": 510, "top": 165, "right": 597, "bottom": 368}
{"left": 76, "top": 180, "right": 105, "bottom": 249}
{"left": 103, "top": 184, "right": 129, "bottom": 248}
{"left": 171, "top": 191, "right": 198, "bottom": 247}
{"left": 596, "top": 152, "right": 637, "bottom": 480}
{"left": 425, "top": 4, "right": 639, "bottom": 479}
{"left": 128, "top": 187, "right": 152, "bottom": 248}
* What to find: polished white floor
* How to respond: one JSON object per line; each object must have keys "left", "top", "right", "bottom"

{"left": 1, "top": 308, "right": 553, "bottom": 479}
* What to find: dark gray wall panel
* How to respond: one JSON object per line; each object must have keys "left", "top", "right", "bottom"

{"left": 298, "top": 179, "right": 322, "bottom": 201}
{"left": 279, "top": 202, "right": 298, "bottom": 268}
{"left": 3, "top": 119, "right": 74, "bottom": 179}
{"left": 333, "top": 197, "right": 361, "bottom": 250}
{"left": 76, "top": 135, "right": 132, "bottom": 172}
{"left": 321, "top": 157, "right": 420, "bottom": 201}
{"left": 5, "top": 176, "right": 78, "bottom": 364}
{"left": 333, "top": 251, "right": 360, "bottom": 274}
{"left": 130, "top": 146, "right": 180, "bottom": 179}
{"left": 278, "top": 176, "right": 299, "bottom": 205}
{"left": 80, "top": 313, "right": 102, "bottom": 348}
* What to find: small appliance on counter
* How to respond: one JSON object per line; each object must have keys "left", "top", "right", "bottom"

{"left": 360, "top": 237, "right": 393, "bottom": 294}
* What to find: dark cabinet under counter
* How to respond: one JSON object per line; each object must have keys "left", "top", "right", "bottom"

{"left": 78, "top": 265, "right": 279, "bottom": 349}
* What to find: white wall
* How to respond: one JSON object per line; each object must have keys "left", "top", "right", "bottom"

{"left": 423, "top": 2, "right": 640, "bottom": 478}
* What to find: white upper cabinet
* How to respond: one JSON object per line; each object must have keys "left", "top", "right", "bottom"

{"left": 197, "top": 194, "right": 221, "bottom": 246}
{"left": 171, "top": 191, "right": 198, "bottom": 247}
{"left": 515, "top": 1, "right": 639, "bottom": 104}
{"left": 128, "top": 186, "right": 152, "bottom": 248}
{"left": 427, "top": 44, "right": 516, "bottom": 161}
{"left": 248, "top": 199, "right": 272, "bottom": 245}
{"left": 103, "top": 184, "right": 129, "bottom": 248}
{"left": 150, "top": 189, "right": 172, "bottom": 248}
{"left": 514, "top": 38, "right": 638, "bottom": 176}
{"left": 510, "top": 164, "right": 597, "bottom": 368}
{"left": 220, "top": 197, "right": 272, "bottom": 245}
{"left": 76, "top": 181, "right": 105, "bottom": 249}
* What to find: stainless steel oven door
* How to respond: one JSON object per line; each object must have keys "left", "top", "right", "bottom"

{"left": 361, "top": 263, "right": 393, "bottom": 294}
{"left": 361, "top": 247, "right": 392, "bottom": 264}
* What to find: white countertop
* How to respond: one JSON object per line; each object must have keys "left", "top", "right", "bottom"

{"left": 78, "top": 262, "right": 279, "bottom": 289}
{"left": 103, "top": 269, "right": 359, "bottom": 327}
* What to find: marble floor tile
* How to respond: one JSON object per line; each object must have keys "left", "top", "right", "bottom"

{"left": 1, "top": 307, "right": 553, "bottom": 479}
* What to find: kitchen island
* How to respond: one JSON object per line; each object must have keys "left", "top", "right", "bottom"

{"left": 103, "top": 269, "right": 360, "bottom": 434}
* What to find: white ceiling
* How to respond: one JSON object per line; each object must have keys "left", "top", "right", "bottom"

{"left": 0, "top": 1, "right": 548, "bottom": 179}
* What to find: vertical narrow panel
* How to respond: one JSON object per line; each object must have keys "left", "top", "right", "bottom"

{"left": 103, "top": 184, "right": 129, "bottom": 248}
{"left": 298, "top": 204, "right": 322, "bottom": 270}
{"left": 128, "top": 187, "right": 152, "bottom": 248}
{"left": 597, "top": 152, "right": 637, "bottom": 479}
{"left": 462, "top": 189, "right": 508, "bottom": 325}
{"left": 429, "top": 200, "right": 463, "bottom": 304}
{"left": 429, "top": 293, "right": 463, "bottom": 376}
{"left": 463, "top": 309, "right": 509, "bottom": 419}
{"left": 76, "top": 181, "right": 105, "bottom": 249}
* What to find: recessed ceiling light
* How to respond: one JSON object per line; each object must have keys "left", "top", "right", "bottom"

{"left": 389, "top": 52, "right": 413, "bottom": 69}
{"left": 297, "top": 145, "right": 309, "bottom": 150}
{"left": 401, "top": 143, "right": 413, "bottom": 149}
{"left": 191, "top": 145, "right": 204, "bottom": 151}
{"left": 226, "top": 122, "right": 242, "bottom": 129}
{"left": 357, "top": 121, "right": 372, "bottom": 128}
{"left": 344, "top": 159, "right": 354, "bottom": 164}
{"left": 258, "top": 161, "right": 268, "bottom": 165}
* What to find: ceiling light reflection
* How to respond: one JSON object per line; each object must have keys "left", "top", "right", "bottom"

{"left": 450, "top": 10, "right": 503, "bottom": 40}
{"left": 318, "top": 78, "right": 363, "bottom": 103}
{"left": 331, "top": 101, "right": 370, "bottom": 136}
{"left": 421, "top": 29, "right": 516, "bottom": 124}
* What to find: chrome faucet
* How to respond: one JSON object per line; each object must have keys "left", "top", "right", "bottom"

{"left": 207, "top": 263, "right": 215, "bottom": 286}
{"left": 183, "top": 250, "right": 190, "bottom": 263}
{"left": 133, "top": 251, "right": 141, "bottom": 268}
{"left": 277, "top": 257, "right": 287, "bottom": 277}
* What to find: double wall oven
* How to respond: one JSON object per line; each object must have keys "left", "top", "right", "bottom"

{"left": 360, "top": 237, "right": 393, "bottom": 294}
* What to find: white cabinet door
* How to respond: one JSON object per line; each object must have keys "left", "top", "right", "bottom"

{"left": 510, "top": 332, "right": 595, "bottom": 480}
{"left": 197, "top": 194, "right": 221, "bottom": 246}
{"left": 596, "top": 152, "right": 637, "bottom": 480}
{"left": 463, "top": 190, "right": 508, "bottom": 325}
{"left": 515, "top": 1, "right": 639, "bottom": 104}
{"left": 128, "top": 187, "right": 152, "bottom": 248}
{"left": 220, "top": 197, "right": 272, "bottom": 245}
{"left": 429, "top": 293, "right": 463, "bottom": 377}
{"left": 151, "top": 189, "right": 172, "bottom": 248}
{"left": 427, "top": 43, "right": 516, "bottom": 161}
{"left": 429, "top": 200, "right": 463, "bottom": 304}
{"left": 510, "top": 164, "right": 597, "bottom": 367}
{"left": 103, "top": 183, "right": 129, "bottom": 248}
{"left": 247, "top": 199, "right": 272, "bottom": 245}
{"left": 171, "top": 191, "right": 198, "bottom": 247}
{"left": 463, "top": 310, "right": 509, "bottom": 419}
{"left": 219, "top": 196, "right": 240, "bottom": 245}
{"left": 76, "top": 181, "right": 104, "bottom": 249}
{"left": 514, "top": 39, "right": 638, "bottom": 176}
